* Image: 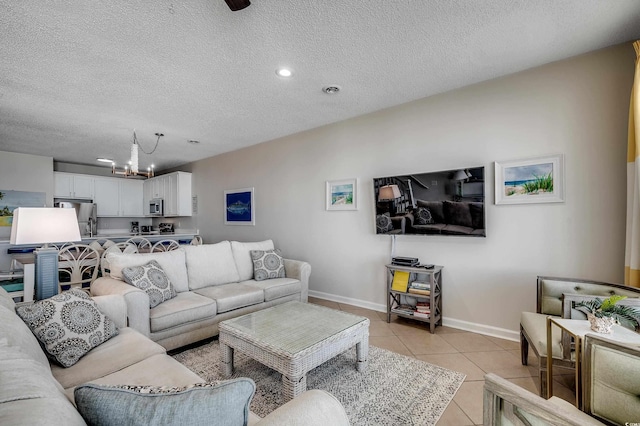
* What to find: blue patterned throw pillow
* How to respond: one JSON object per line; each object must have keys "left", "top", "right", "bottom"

{"left": 15, "top": 289, "right": 119, "bottom": 367}
{"left": 122, "top": 260, "right": 177, "bottom": 308}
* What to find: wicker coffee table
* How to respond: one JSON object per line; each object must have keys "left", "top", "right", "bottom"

{"left": 219, "top": 301, "right": 369, "bottom": 401}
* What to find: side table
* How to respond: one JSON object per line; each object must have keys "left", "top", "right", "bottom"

{"left": 546, "top": 317, "right": 640, "bottom": 408}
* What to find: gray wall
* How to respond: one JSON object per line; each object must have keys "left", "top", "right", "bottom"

{"left": 182, "top": 43, "right": 635, "bottom": 340}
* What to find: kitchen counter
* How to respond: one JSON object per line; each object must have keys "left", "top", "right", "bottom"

{"left": 0, "top": 231, "right": 200, "bottom": 268}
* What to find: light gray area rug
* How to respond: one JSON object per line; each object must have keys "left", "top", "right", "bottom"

{"left": 172, "top": 340, "right": 466, "bottom": 426}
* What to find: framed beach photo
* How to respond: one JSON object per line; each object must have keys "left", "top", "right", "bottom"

{"left": 326, "top": 178, "right": 358, "bottom": 211}
{"left": 224, "top": 187, "right": 255, "bottom": 225}
{"left": 494, "top": 154, "right": 564, "bottom": 205}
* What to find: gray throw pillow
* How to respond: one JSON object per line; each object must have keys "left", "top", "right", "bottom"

{"left": 415, "top": 207, "right": 434, "bottom": 225}
{"left": 376, "top": 212, "right": 394, "bottom": 233}
{"left": 15, "top": 289, "right": 119, "bottom": 368}
{"left": 122, "top": 260, "right": 177, "bottom": 308}
{"left": 74, "top": 379, "right": 256, "bottom": 426}
{"left": 250, "top": 249, "right": 285, "bottom": 281}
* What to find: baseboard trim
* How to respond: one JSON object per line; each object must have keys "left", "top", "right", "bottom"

{"left": 308, "top": 290, "right": 519, "bottom": 342}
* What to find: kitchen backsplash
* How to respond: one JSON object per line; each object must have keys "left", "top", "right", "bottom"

{"left": 96, "top": 216, "right": 196, "bottom": 234}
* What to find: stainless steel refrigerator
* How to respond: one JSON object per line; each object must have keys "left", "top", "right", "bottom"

{"left": 55, "top": 201, "right": 97, "bottom": 237}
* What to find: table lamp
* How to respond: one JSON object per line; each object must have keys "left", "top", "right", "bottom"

{"left": 10, "top": 207, "right": 81, "bottom": 300}
{"left": 378, "top": 185, "right": 401, "bottom": 214}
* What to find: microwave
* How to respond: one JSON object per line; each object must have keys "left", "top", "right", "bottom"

{"left": 149, "top": 198, "right": 163, "bottom": 215}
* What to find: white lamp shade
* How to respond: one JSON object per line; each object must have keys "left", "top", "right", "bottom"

{"left": 10, "top": 207, "right": 82, "bottom": 245}
{"left": 453, "top": 170, "right": 469, "bottom": 181}
{"left": 378, "top": 185, "right": 402, "bottom": 201}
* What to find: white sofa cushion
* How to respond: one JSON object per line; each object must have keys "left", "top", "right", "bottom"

{"left": 107, "top": 249, "right": 190, "bottom": 293}
{"left": 0, "top": 341, "right": 85, "bottom": 425}
{"left": 149, "top": 292, "right": 216, "bottom": 333}
{"left": 183, "top": 242, "right": 240, "bottom": 290}
{"left": 51, "top": 328, "right": 166, "bottom": 390}
{"left": 243, "top": 278, "right": 302, "bottom": 302}
{"left": 0, "top": 303, "right": 50, "bottom": 369}
{"left": 195, "top": 283, "right": 264, "bottom": 313}
{"left": 231, "top": 240, "right": 275, "bottom": 282}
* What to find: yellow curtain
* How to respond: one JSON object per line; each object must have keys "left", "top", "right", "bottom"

{"left": 625, "top": 41, "right": 640, "bottom": 287}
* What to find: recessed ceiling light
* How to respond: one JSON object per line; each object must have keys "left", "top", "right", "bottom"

{"left": 96, "top": 158, "right": 114, "bottom": 163}
{"left": 322, "top": 85, "right": 341, "bottom": 94}
{"left": 276, "top": 68, "right": 293, "bottom": 78}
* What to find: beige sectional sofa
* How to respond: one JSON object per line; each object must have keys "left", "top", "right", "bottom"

{"left": 0, "top": 287, "right": 349, "bottom": 425}
{"left": 92, "top": 240, "right": 311, "bottom": 350}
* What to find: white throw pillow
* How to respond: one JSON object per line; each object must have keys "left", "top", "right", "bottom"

{"left": 107, "top": 249, "right": 189, "bottom": 293}
{"left": 230, "top": 240, "right": 275, "bottom": 281}
{"left": 183, "top": 242, "right": 240, "bottom": 290}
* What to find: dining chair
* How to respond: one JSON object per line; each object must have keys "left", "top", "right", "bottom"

{"left": 125, "top": 237, "right": 152, "bottom": 253}
{"left": 57, "top": 244, "right": 100, "bottom": 293}
{"left": 151, "top": 239, "right": 181, "bottom": 252}
{"left": 100, "top": 242, "right": 138, "bottom": 277}
{"left": 190, "top": 235, "right": 203, "bottom": 246}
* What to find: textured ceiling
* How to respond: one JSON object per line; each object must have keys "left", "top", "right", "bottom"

{"left": 1, "top": 0, "right": 640, "bottom": 171}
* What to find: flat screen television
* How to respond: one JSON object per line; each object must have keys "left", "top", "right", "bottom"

{"left": 374, "top": 166, "right": 485, "bottom": 237}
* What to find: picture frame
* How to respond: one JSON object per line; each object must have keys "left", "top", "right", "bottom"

{"left": 494, "top": 154, "right": 564, "bottom": 205}
{"left": 224, "top": 187, "right": 255, "bottom": 225}
{"left": 326, "top": 178, "right": 358, "bottom": 211}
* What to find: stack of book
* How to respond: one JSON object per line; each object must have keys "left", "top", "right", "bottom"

{"left": 414, "top": 301, "right": 431, "bottom": 319}
{"left": 407, "top": 280, "right": 431, "bottom": 296}
{"left": 392, "top": 304, "right": 416, "bottom": 316}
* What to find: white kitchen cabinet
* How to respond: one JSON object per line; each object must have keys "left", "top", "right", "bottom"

{"left": 94, "top": 177, "right": 144, "bottom": 217}
{"left": 143, "top": 176, "right": 166, "bottom": 216}
{"left": 119, "top": 179, "right": 144, "bottom": 217}
{"left": 93, "top": 178, "right": 120, "bottom": 217}
{"left": 143, "top": 172, "right": 192, "bottom": 217}
{"left": 54, "top": 172, "right": 94, "bottom": 199}
{"left": 163, "top": 172, "right": 192, "bottom": 217}
{"left": 147, "top": 177, "right": 164, "bottom": 199}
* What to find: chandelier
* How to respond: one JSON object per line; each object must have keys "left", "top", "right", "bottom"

{"left": 111, "top": 131, "right": 164, "bottom": 178}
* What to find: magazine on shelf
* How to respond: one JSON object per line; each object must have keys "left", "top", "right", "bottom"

{"left": 391, "top": 271, "right": 410, "bottom": 292}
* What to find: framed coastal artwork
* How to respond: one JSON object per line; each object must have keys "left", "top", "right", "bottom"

{"left": 326, "top": 178, "right": 358, "bottom": 211}
{"left": 0, "top": 190, "right": 46, "bottom": 227}
{"left": 224, "top": 187, "right": 255, "bottom": 225}
{"left": 494, "top": 154, "right": 564, "bottom": 205}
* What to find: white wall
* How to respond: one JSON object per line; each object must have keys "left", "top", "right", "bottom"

{"left": 171, "top": 44, "right": 636, "bottom": 340}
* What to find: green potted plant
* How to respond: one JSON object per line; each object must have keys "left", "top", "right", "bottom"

{"left": 575, "top": 295, "right": 640, "bottom": 333}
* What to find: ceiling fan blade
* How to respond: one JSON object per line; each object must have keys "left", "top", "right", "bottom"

{"left": 224, "top": 0, "right": 250, "bottom": 11}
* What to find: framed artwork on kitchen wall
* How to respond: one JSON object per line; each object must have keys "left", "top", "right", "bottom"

{"left": 0, "top": 190, "right": 46, "bottom": 227}
{"left": 224, "top": 187, "right": 255, "bottom": 225}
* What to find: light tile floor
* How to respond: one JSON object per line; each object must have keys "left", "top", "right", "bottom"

{"left": 309, "top": 297, "right": 577, "bottom": 425}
